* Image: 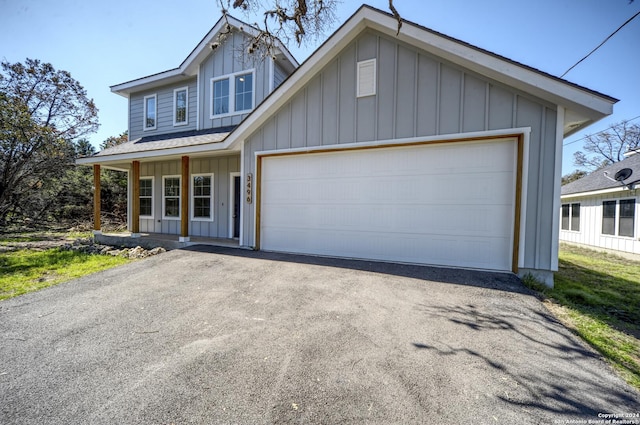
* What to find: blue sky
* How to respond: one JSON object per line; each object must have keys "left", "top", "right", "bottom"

{"left": 1, "top": 0, "right": 638, "bottom": 174}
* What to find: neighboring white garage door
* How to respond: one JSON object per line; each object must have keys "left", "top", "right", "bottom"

{"left": 260, "top": 138, "right": 517, "bottom": 271}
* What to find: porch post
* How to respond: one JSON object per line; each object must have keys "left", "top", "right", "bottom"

{"left": 131, "top": 161, "right": 140, "bottom": 237}
{"left": 93, "top": 164, "right": 101, "bottom": 234}
{"left": 180, "top": 155, "right": 190, "bottom": 242}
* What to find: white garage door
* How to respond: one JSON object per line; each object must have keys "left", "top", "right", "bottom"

{"left": 260, "top": 139, "right": 517, "bottom": 271}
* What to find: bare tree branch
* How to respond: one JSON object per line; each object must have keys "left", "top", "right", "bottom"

{"left": 573, "top": 120, "right": 640, "bottom": 171}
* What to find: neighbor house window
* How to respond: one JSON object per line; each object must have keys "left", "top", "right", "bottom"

{"left": 571, "top": 203, "right": 580, "bottom": 232}
{"left": 143, "top": 94, "right": 157, "bottom": 130}
{"left": 619, "top": 199, "right": 635, "bottom": 237}
{"left": 602, "top": 201, "right": 616, "bottom": 235}
{"left": 139, "top": 178, "right": 153, "bottom": 218}
{"left": 192, "top": 174, "right": 214, "bottom": 221}
{"left": 210, "top": 70, "right": 255, "bottom": 118}
{"left": 174, "top": 87, "right": 188, "bottom": 126}
{"left": 602, "top": 199, "right": 636, "bottom": 237}
{"left": 163, "top": 176, "right": 181, "bottom": 219}
{"left": 561, "top": 203, "right": 580, "bottom": 231}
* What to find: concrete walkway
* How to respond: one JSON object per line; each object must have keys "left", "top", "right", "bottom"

{"left": 1, "top": 246, "right": 638, "bottom": 424}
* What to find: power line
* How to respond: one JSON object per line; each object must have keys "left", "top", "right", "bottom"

{"left": 560, "top": 9, "right": 640, "bottom": 78}
{"left": 563, "top": 115, "right": 640, "bottom": 147}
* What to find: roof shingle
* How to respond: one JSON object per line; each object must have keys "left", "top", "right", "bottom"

{"left": 561, "top": 153, "right": 640, "bottom": 195}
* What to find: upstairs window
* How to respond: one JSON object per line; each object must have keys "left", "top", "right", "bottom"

{"left": 561, "top": 203, "right": 580, "bottom": 232}
{"left": 144, "top": 94, "right": 157, "bottom": 130}
{"left": 174, "top": 87, "right": 188, "bottom": 126}
{"left": 602, "top": 199, "right": 636, "bottom": 237}
{"left": 212, "top": 78, "right": 230, "bottom": 115}
{"left": 234, "top": 73, "right": 253, "bottom": 112}
{"left": 210, "top": 70, "right": 255, "bottom": 118}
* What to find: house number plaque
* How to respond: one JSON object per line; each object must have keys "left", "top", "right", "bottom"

{"left": 246, "top": 173, "right": 253, "bottom": 204}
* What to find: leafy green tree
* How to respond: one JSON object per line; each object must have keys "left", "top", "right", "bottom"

{"left": 0, "top": 59, "right": 98, "bottom": 226}
{"left": 561, "top": 169, "right": 588, "bottom": 186}
{"left": 100, "top": 131, "right": 128, "bottom": 150}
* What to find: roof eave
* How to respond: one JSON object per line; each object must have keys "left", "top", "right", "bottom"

{"left": 360, "top": 8, "right": 616, "bottom": 123}
{"left": 110, "top": 14, "right": 298, "bottom": 97}
{"left": 227, "top": 5, "right": 616, "bottom": 151}
{"left": 561, "top": 186, "right": 631, "bottom": 199}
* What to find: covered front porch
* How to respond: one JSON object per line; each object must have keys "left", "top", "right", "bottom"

{"left": 77, "top": 128, "right": 244, "bottom": 245}
{"left": 94, "top": 231, "right": 240, "bottom": 251}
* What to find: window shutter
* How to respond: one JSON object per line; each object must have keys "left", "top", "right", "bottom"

{"left": 357, "top": 59, "right": 376, "bottom": 97}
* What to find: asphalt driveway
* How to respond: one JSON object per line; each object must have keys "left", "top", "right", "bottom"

{"left": 1, "top": 246, "right": 638, "bottom": 424}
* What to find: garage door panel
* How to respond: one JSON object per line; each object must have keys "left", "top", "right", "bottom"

{"left": 260, "top": 139, "right": 516, "bottom": 271}
{"left": 261, "top": 226, "right": 511, "bottom": 270}
{"left": 264, "top": 172, "right": 514, "bottom": 206}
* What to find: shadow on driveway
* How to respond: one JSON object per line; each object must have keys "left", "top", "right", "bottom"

{"left": 182, "top": 244, "right": 530, "bottom": 294}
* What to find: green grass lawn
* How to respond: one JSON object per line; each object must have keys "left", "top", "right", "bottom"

{"left": 0, "top": 248, "right": 130, "bottom": 301}
{"left": 526, "top": 244, "right": 640, "bottom": 391}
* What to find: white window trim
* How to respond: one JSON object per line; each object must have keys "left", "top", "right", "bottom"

{"left": 601, "top": 198, "right": 636, "bottom": 239}
{"left": 162, "top": 175, "right": 181, "bottom": 220}
{"left": 191, "top": 173, "right": 215, "bottom": 222}
{"left": 143, "top": 94, "right": 157, "bottom": 131}
{"left": 209, "top": 69, "right": 256, "bottom": 119}
{"left": 139, "top": 177, "right": 154, "bottom": 219}
{"left": 357, "top": 58, "right": 377, "bottom": 97}
{"left": 173, "top": 87, "right": 189, "bottom": 127}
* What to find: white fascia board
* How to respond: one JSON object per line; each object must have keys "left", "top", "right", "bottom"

{"left": 76, "top": 142, "right": 239, "bottom": 165}
{"left": 561, "top": 186, "right": 632, "bottom": 200}
{"left": 112, "top": 15, "right": 298, "bottom": 97}
{"left": 361, "top": 9, "right": 615, "bottom": 118}
{"left": 111, "top": 69, "right": 185, "bottom": 97}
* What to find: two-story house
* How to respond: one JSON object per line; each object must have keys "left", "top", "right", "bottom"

{"left": 79, "top": 4, "right": 617, "bottom": 286}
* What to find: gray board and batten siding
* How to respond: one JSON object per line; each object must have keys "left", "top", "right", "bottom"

{"left": 129, "top": 31, "right": 279, "bottom": 141}
{"left": 137, "top": 156, "right": 240, "bottom": 237}
{"left": 242, "top": 29, "right": 559, "bottom": 273}
{"left": 129, "top": 78, "right": 198, "bottom": 141}
{"left": 198, "top": 31, "right": 274, "bottom": 131}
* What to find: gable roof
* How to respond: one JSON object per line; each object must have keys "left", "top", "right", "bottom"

{"left": 224, "top": 4, "right": 616, "bottom": 151}
{"left": 81, "top": 3, "right": 617, "bottom": 168}
{"left": 561, "top": 154, "right": 640, "bottom": 196}
{"left": 110, "top": 14, "right": 298, "bottom": 97}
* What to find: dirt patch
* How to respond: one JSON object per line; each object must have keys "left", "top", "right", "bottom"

{"left": 0, "top": 233, "right": 77, "bottom": 253}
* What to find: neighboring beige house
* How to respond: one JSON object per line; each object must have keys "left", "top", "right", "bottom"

{"left": 78, "top": 4, "right": 617, "bottom": 286}
{"left": 560, "top": 152, "right": 640, "bottom": 255}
